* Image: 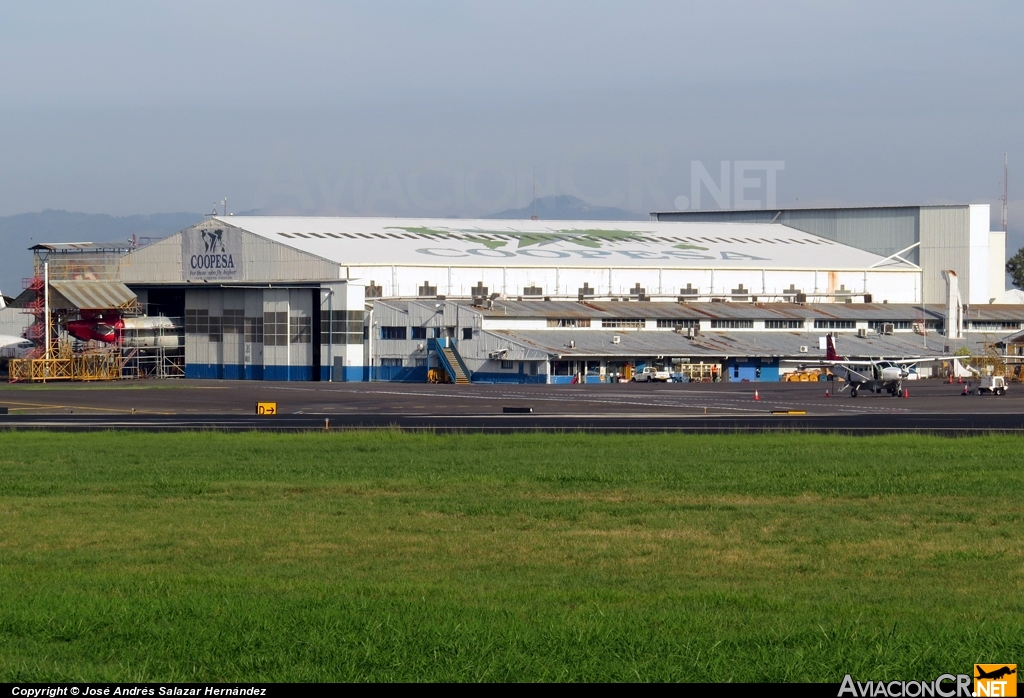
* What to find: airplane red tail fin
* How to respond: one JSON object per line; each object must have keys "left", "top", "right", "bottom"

{"left": 826, "top": 333, "right": 844, "bottom": 361}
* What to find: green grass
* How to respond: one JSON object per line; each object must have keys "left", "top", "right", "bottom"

{"left": 0, "top": 431, "right": 1021, "bottom": 682}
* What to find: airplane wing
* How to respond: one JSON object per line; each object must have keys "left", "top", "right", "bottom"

{"left": 779, "top": 359, "right": 846, "bottom": 365}
{"left": 875, "top": 356, "right": 950, "bottom": 363}
{"left": 784, "top": 356, "right": 955, "bottom": 365}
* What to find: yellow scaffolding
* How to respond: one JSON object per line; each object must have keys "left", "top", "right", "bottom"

{"left": 672, "top": 362, "right": 720, "bottom": 382}
{"left": 8, "top": 346, "right": 123, "bottom": 383}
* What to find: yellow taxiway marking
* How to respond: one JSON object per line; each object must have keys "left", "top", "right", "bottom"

{"left": 0, "top": 399, "right": 174, "bottom": 415}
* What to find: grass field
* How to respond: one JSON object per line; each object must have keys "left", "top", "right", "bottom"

{"left": 0, "top": 431, "right": 1021, "bottom": 682}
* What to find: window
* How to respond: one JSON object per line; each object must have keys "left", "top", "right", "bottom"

{"left": 411, "top": 327, "right": 427, "bottom": 339}
{"left": 222, "top": 309, "right": 244, "bottom": 334}
{"left": 551, "top": 361, "right": 573, "bottom": 375}
{"left": 208, "top": 316, "right": 222, "bottom": 343}
{"left": 601, "top": 318, "right": 645, "bottom": 329}
{"left": 184, "top": 309, "right": 209, "bottom": 335}
{"left": 414, "top": 358, "right": 427, "bottom": 367}
{"left": 656, "top": 319, "right": 698, "bottom": 329}
{"left": 500, "top": 360, "right": 514, "bottom": 370}
{"left": 462, "top": 327, "right": 473, "bottom": 340}
{"left": 263, "top": 312, "right": 288, "bottom": 346}
{"left": 380, "top": 326, "right": 407, "bottom": 340}
{"left": 765, "top": 320, "right": 803, "bottom": 329}
{"left": 244, "top": 317, "right": 263, "bottom": 343}
{"left": 380, "top": 358, "right": 403, "bottom": 367}
{"left": 321, "top": 310, "right": 364, "bottom": 345}
{"left": 289, "top": 315, "right": 311, "bottom": 344}
{"left": 547, "top": 318, "right": 591, "bottom": 328}
{"left": 868, "top": 320, "right": 912, "bottom": 331}
{"left": 971, "top": 321, "right": 1021, "bottom": 331}
{"left": 710, "top": 320, "right": 753, "bottom": 329}
{"left": 814, "top": 320, "right": 856, "bottom": 329}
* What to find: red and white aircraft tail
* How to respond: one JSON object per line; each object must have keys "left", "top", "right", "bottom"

{"left": 825, "top": 333, "right": 845, "bottom": 362}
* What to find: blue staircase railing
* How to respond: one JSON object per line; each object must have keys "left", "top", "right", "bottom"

{"left": 428, "top": 338, "right": 472, "bottom": 383}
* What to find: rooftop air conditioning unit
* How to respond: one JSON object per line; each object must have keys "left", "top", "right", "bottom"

{"left": 800, "top": 345, "right": 808, "bottom": 353}
{"left": 612, "top": 335, "right": 621, "bottom": 344}
{"left": 882, "top": 322, "right": 895, "bottom": 335}
{"left": 857, "top": 328, "right": 868, "bottom": 338}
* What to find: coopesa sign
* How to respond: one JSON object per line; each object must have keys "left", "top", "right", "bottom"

{"left": 182, "top": 227, "right": 244, "bottom": 281}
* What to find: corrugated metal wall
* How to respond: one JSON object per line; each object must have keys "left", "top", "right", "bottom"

{"left": 120, "top": 225, "right": 340, "bottom": 283}
{"left": 185, "top": 286, "right": 321, "bottom": 381}
{"left": 119, "top": 233, "right": 183, "bottom": 283}
{"left": 239, "top": 229, "right": 340, "bottom": 283}
{"left": 654, "top": 207, "right": 920, "bottom": 263}
{"left": 919, "top": 206, "right": 970, "bottom": 306}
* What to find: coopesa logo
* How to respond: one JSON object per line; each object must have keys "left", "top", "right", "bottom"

{"left": 189, "top": 228, "right": 236, "bottom": 271}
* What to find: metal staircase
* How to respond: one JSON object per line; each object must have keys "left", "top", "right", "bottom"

{"left": 430, "top": 338, "right": 471, "bottom": 384}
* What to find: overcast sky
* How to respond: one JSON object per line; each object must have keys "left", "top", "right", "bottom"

{"left": 1, "top": 1, "right": 1021, "bottom": 235}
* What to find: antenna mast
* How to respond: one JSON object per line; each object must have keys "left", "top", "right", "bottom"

{"left": 1002, "top": 152, "right": 1008, "bottom": 232}
{"left": 531, "top": 169, "right": 538, "bottom": 220}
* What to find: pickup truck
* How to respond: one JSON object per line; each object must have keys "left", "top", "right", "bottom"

{"left": 633, "top": 366, "right": 671, "bottom": 382}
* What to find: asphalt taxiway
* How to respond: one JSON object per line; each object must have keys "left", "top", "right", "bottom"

{"left": 0, "top": 378, "right": 1020, "bottom": 432}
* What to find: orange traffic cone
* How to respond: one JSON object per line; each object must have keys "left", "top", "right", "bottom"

{"left": 962, "top": 384, "right": 969, "bottom": 395}
{"left": 903, "top": 388, "right": 909, "bottom": 398}
{"left": 958, "top": 376, "right": 963, "bottom": 384}
{"left": 824, "top": 389, "right": 830, "bottom": 397}
{"left": 753, "top": 390, "right": 760, "bottom": 401}
{"left": 947, "top": 374, "right": 953, "bottom": 384}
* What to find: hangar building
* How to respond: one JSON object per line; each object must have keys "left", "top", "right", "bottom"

{"left": 652, "top": 204, "right": 1005, "bottom": 306}
{"left": 8, "top": 205, "right": 1016, "bottom": 383}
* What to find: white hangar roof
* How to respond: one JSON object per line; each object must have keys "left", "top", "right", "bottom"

{"left": 211, "top": 216, "right": 913, "bottom": 271}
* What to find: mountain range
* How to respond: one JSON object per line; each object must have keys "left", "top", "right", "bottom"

{"left": 0, "top": 210, "right": 203, "bottom": 296}
{"left": 484, "top": 195, "right": 646, "bottom": 221}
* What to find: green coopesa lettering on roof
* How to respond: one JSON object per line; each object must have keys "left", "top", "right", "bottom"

{"left": 383, "top": 226, "right": 709, "bottom": 252}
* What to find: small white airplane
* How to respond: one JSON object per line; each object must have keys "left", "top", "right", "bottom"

{"left": 793, "top": 333, "right": 954, "bottom": 398}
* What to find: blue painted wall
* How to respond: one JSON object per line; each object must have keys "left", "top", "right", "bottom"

{"left": 262, "top": 365, "right": 313, "bottom": 382}
{"left": 471, "top": 372, "right": 547, "bottom": 384}
{"left": 343, "top": 366, "right": 369, "bottom": 382}
{"left": 725, "top": 358, "right": 781, "bottom": 382}
{"left": 185, "top": 363, "right": 374, "bottom": 382}
{"left": 186, "top": 364, "right": 256, "bottom": 380}
{"left": 372, "top": 366, "right": 428, "bottom": 382}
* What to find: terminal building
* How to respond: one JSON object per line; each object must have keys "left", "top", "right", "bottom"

{"left": 3, "top": 204, "right": 1019, "bottom": 384}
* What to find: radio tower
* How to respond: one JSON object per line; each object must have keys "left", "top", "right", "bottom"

{"left": 1002, "top": 152, "right": 1008, "bottom": 232}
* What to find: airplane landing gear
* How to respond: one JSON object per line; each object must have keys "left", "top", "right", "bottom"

{"left": 850, "top": 387, "right": 858, "bottom": 398}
